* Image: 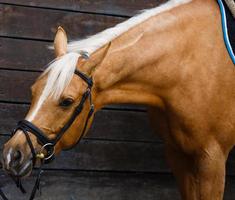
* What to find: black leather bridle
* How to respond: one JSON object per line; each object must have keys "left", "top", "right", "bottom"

{"left": 13, "top": 69, "right": 94, "bottom": 165}
{"left": 1, "top": 68, "right": 94, "bottom": 200}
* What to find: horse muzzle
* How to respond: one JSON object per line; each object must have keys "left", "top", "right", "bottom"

{"left": 2, "top": 142, "right": 33, "bottom": 178}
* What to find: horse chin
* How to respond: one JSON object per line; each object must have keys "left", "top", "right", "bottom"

{"left": 18, "top": 162, "right": 33, "bottom": 178}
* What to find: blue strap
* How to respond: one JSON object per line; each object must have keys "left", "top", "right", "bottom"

{"left": 217, "top": 0, "right": 235, "bottom": 65}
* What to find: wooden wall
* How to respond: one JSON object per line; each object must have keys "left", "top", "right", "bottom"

{"left": 0, "top": 1, "right": 235, "bottom": 199}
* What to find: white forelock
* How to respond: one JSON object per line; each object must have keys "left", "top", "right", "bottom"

{"left": 41, "top": 52, "right": 80, "bottom": 100}
{"left": 27, "top": 52, "right": 80, "bottom": 121}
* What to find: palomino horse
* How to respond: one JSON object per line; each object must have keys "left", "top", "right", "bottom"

{"left": 2, "top": 0, "right": 235, "bottom": 199}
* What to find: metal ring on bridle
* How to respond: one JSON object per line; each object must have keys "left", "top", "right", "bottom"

{"left": 38, "top": 143, "right": 55, "bottom": 161}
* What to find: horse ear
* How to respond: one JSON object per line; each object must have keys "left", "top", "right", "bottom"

{"left": 92, "top": 42, "right": 111, "bottom": 66}
{"left": 54, "top": 26, "right": 68, "bottom": 57}
{"left": 82, "top": 42, "right": 111, "bottom": 75}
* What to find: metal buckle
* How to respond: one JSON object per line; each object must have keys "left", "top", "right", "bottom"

{"left": 36, "top": 143, "right": 55, "bottom": 161}
{"left": 80, "top": 51, "right": 90, "bottom": 60}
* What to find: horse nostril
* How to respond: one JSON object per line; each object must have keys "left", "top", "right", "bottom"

{"left": 10, "top": 150, "right": 22, "bottom": 168}
{"left": 14, "top": 151, "right": 21, "bottom": 161}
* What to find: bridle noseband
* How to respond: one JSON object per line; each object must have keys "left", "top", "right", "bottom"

{"left": 2, "top": 69, "right": 94, "bottom": 200}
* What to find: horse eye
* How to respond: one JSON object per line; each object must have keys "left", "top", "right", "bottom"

{"left": 59, "top": 98, "right": 74, "bottom": 107}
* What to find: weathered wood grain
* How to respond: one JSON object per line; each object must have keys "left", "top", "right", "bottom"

{"left": 1, "top": 127, "right": 235, "bottom": 175}
{"left": 1, "top": 0, "right": 168, "bottom": 17}
{"left": 0, "top": 4, "right": 125, "bottom": 41}
{"left": 0, "top": 103, "right": 157, "bottom": 142}
{"left": 1, "top": 170, "right": 235, "bottom": 200}
{"left": 0, "top": 171, "right": 180, "bottom": 200}
{"left": 0, "top": 70, "right": 38, "bottom": 103}
{"left": 50, "top": 140, "right": 167, "bottom": 172}
{"left": 0, "top": 38, "right": 53, "bottom": 71}
{"left": 0, "top": 135, "right": 166, "bottom": 172}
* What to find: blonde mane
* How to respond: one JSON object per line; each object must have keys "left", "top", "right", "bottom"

{"left": 67, "top": 0, "right": 191, "bottom": 55}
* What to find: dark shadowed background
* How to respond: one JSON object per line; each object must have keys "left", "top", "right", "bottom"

{"left": 0, "top": 1, "right": 235, "bottom": 199}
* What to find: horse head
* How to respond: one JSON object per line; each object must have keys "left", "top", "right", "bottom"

{"left": 1, "top": 27, "right": 101, "bottom": 177}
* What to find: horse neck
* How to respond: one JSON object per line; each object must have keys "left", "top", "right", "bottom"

{"left": 88, "top": 11, "right": 188, "bottom": 110}
{"left": 86, "top": 0, "right": 207, "bottom": 110}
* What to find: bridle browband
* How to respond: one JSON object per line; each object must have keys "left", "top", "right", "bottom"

{"left": 1, "top": 68, "right": 94, "bottom": 200}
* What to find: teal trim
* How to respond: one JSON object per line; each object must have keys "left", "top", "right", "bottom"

{"left": 217, "top": 0, "right": 235, "bottom": 64}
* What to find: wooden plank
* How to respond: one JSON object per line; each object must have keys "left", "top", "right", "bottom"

{"left": 0, "top": 171, "right": 181, "bottom": 200}
{"left": 0, "top": 70, "right": 38, "bottom": 103}
{"left": 0, "top": 38, "right": 53, "bottom": 71}
{"left": 0, "top": 4, "right": 125, "bottom": 41}
{"left": 49, "top": 140, "right": 167, "bottom": 172}
{"left": 0, "top": 103, "right": 157, "bottom": 142}
{"left": 1, "top": 0, "right": 168, "bottom": 17}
